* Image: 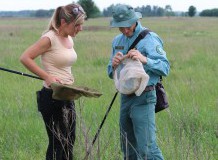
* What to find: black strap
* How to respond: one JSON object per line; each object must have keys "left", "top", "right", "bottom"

{"left": 160, "top": 76, "right": 163, "bottom": 82}
{"left": 128, "top": 29, "right": 150, "bottom": 52}
{"left": 127, "top": 29, "right": 164, "bottom": 81}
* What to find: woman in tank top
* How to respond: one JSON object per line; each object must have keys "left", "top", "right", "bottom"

{"left": 20, "top": 3, "right": 86, "bottom": 160}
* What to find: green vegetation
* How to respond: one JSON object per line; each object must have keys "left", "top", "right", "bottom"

{"left": 0, "top": 17, "right": 217, "bottom": 159}
{"left": 188, "top": 6, "right": 197, "bottom": 17}
{"left": 200, "top": 9, "right": 218, "bottom": 17}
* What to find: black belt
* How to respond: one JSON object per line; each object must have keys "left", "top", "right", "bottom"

{"left": 144, "top": 85, "right": 155, "bottom": 92}
{"left": 126, "top": 85, "right": 155, "bottom": 97}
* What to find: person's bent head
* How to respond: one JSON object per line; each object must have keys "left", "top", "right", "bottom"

{"left": 110, "top": 4, "right": 142, "bottom": 37}
{"left": 46, "top": 3, "right": 86, "bottom": 37}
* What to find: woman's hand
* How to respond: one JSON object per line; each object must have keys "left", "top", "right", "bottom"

{"left": 126, "top": 49, "right": 147, "bottom": 64}
{"left": 44, "top": 75, "right": 62, "bottom": 87}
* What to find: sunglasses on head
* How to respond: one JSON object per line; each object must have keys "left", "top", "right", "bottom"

{"left": 72, "top": 6, "right": 85, "bottom": 17}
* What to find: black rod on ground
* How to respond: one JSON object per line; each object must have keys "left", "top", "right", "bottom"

{"left": 83, "top": 91, "right": 118, "bottom": 160}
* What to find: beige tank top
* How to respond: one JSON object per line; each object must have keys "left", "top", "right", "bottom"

{"left": 41, "top": 30, "right": 77, "bottom": 88}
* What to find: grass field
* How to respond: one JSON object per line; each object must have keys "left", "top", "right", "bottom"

{"left": 0, "top": 17, "right": 217, "bottom": 160}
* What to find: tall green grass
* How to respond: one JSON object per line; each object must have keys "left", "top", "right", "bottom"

{"left": 0, "top": 17, "right": 217, "bottom": 160}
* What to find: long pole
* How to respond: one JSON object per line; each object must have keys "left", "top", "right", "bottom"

{"left": 0, "top": 67, "right": 42, "bottom": 80}
{"left": 83, "top": 91, "right": 118, "bottom": 160}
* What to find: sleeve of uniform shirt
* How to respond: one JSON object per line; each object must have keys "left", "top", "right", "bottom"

{"left": 143, "top": 33, "right": 170, "bottom": 76}
{"left": 107, "top": 39, "right": 116, "bottom": 79}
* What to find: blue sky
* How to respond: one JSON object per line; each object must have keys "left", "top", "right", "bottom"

{"left": 0, "top": 0, "right": 217, "bottom": 12}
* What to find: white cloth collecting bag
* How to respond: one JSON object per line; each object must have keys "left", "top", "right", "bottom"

{"left": 114, "top": 58, "right": 149, "bottom": 96}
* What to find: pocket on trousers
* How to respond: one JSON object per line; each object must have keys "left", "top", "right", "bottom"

{"left": 36, "top": 89, "right": 53, "bottom": 112}
{"left": 145, "top": 90, "right": 157, "bottom": 104}
{"left": 36, "top": 90, "right": 42, "bottom": 112}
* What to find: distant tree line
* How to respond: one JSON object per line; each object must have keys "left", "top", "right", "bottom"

{"left": 200, "top": 8, "right": 218, "bottom": 17}
{"left": 0, "top": 0, "right": 218, "bottom": 18}
{"left": 103, "top": 4, "right": 175, "bottom": 17}
{"left": 0, "top": 9, "right": 54, "bottom": 18}
{"left": 0, "top": 10, "right": 35, "bottom": 17}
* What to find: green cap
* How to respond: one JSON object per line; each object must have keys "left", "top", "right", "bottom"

{"left": 110, "top": 4, "right": 142, "bottom": 28}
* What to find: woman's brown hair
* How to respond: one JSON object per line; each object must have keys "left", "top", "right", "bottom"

{"left": 45, "top": 3, "right": 86, "bottom": 33}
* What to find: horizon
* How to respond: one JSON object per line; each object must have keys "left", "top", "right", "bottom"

{"left": 0, "top": 0, "right": 218, "bottom": 12}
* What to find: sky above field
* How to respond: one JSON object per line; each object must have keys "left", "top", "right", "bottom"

{"left": 0, "top": 0, "right": 217, "bottom": 12}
